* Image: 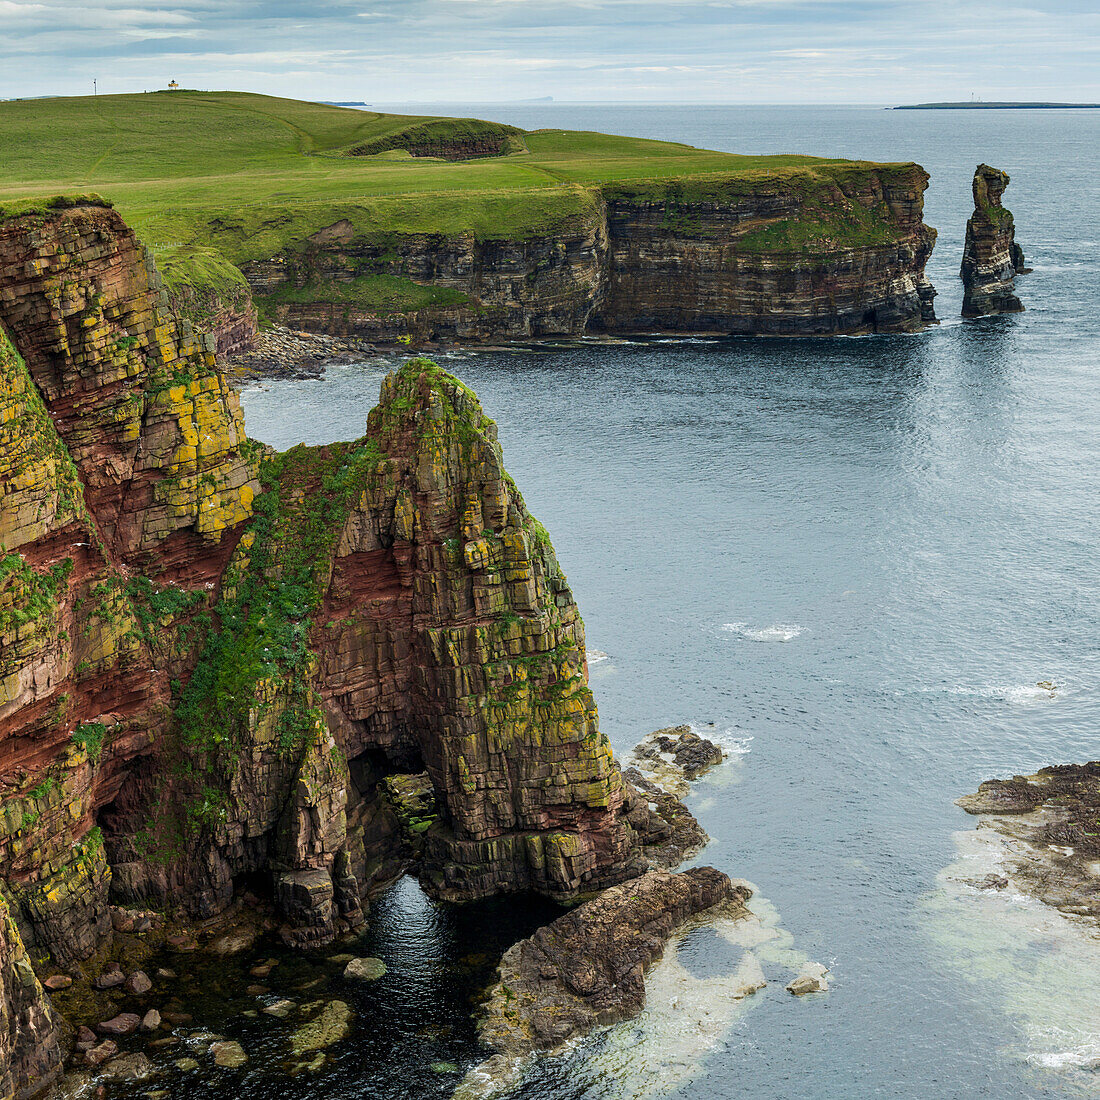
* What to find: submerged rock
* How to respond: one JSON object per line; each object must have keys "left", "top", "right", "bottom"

{"left": 343, "top": 956, "right": 387, "bottom": 981}
{"left": 479, "top": 867, "right": 749, "bottom": 1054}
{"left": 210, "top": 1040, "right": 248, "bottom": 1068}
{"left": 289, "top": 1000, "right": 353, "bottom": 1054}
{"left": 208, "top": 928, "right": 258, "bottom": 956}
{"left": 99, "top": 1052, "right": 154, "bottom": 1081}
{"left": 960, "top": 164, "right": 1027, "bottom": 317}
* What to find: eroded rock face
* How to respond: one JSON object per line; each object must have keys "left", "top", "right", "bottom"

{"left": 0, "top": 204, "right": 726, "bottom": 1095}
{"left": 960, "top": 164, "right": 1027, "bottom": 317}
{"left": 0, "top": 890, "right": 62, "bottom": 1099}
{"left": 0, "top": 204, "right": 689, "bottom": 1093}
{"left": 958, "top": 761, "right": 1100, "bottom": 919}
{"left": 245, "top": 165, "right": 938, "bottom": 340}
{"left": 478, "top": 867, "right": 749, "bottom": 1054}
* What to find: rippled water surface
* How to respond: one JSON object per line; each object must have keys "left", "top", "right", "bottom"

{"left": 235, "top": 106, "right": 1100, "bottom": 1099}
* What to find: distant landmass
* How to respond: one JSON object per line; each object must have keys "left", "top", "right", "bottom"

{"left": 894, "top": 101, "right": 1100, "bottom": 110}
{"left": 325, "top": 100, "right": 369, "bottom": 106}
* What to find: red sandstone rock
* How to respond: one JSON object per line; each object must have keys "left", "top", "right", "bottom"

{"left": 97, "top": 1013, "right": 141, "bottom": 1037}
{"left": 123, "top": 970, "right": 152, "bottom": 995}
{"left": 93, "top": 968, "right": 125, "bottom": 990}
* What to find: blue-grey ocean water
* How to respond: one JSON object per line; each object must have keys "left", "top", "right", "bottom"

{"left": 236, "top": 105, "right": 1100, "bottom": 1100}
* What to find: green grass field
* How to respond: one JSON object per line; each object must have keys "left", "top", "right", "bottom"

{"left": 0, "top": 91, "right": 911, "bottom": 267}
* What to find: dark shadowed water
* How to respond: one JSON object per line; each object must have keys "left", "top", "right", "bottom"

{"left": 230, "top": 106, "right": 1100, "bottom": 1099}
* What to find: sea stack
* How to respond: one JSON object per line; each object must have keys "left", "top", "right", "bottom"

{"left": 960, "top": 164, "right": 1027, "bottom": 317}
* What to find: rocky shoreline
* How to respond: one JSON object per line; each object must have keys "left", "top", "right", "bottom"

{"left": 226, "top": 325, "right": 379, "bottom": 380}
{"left": 957, "top": 761, "right": 1100, "bottom": 919}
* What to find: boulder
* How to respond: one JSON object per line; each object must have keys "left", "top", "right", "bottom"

{"left": 124, "top": 970, "right": 152, "bottom": 995}
{"left": 96, "top": 1013, "right": 141, "bottom": 1037}
{"left": 786, "top": 962, "right": 830, "bottom": 995}
{"left": 99, "top": 1053, "right": 154, "bottom": 1081}
{"left": 83, "top": 1040, "right": 117, "bottom": 1067}
{"left": 43, "top": 974, "right": 72, "bottom": 991}
{"left": 141, "top": 1008, "right": 161, "bottom": 1030}
{"left": 93, "top": 968, "right": 125, "bottom": 990}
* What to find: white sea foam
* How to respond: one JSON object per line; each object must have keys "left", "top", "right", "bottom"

{"left": 723, "top": 622, "right": 803, "bottom": 643}
{"left": 586, "top": 649, "right": 610, "bottom": 665}
{"left": 687, "top": 723, "right": 753, "bottom": 756}
{"left": 944, "top": 681, "right": 1060, "bottom": 705}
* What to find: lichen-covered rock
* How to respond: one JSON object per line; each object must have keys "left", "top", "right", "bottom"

{"left": 0, "top": 205, "right": 714, "bottom": 1094}
{"left": 960, "top": 164, "right": 1027, "bottom": 317}
{"left": 0, "top": 889, "right": 62, "bottom": 1098}
{"left": 478, "top": 867, "right": 749, "bottom": 1054}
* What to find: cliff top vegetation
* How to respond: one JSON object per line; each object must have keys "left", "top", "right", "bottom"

{"left": 0, "top": 91, "right": 917, "bottom": 265}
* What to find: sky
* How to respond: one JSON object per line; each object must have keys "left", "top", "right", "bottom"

{"left": 1, "top": 0, "right": 1098, "bottom": 105}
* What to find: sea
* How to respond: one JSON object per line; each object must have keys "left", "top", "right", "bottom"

{"left": 229, "top": 105, "right": 1100, "bottom": 1100}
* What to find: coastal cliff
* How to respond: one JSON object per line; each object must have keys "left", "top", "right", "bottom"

{"left": 960, "top": 164, "right": 1027, "bottom": 317}
{"left": 0, "top": 203, "right": 693, "bottom": 1094}
{"left": 247, "top": 164, "right": 937, "bottom": 340}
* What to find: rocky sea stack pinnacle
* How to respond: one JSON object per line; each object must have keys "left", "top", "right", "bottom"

{"left": 0, "top": 202, "right": 713, "bottom": 1095}
{"left": 960, "top": 164, "right": 1029, "bottom": 317}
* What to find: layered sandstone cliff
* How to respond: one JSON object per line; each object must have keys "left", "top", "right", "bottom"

{"left": 960, "top": 164, "right": 1027, "bottom": 317}
{"left": 246, "top": 165, "right": 937, "bottom": 340}
{"left": 0, "top": 203, "right": 687, "bottom": 1094}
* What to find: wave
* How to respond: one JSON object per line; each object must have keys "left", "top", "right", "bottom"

{"left": 948, "top": 681, "right": 1059, "bottom": 705}
{"left": 687, "top": 723, "right": 753, "bottom": 756}
{"left": 1027, "top": 1041, "right": 1100, "bottom": 1071}
{"left": 587, "top": 650, "right": 610, "bottom": 665}
{"left": 722, "top": 622, "right": 803, "bottom": 643}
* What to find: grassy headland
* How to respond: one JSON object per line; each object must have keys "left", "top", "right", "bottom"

{"left": 0, "top": 91, "right": 923, "bottom": 317}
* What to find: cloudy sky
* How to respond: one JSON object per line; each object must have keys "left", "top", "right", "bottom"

{"left": 2, "top": 0, "right": 1097, "bottom": 104}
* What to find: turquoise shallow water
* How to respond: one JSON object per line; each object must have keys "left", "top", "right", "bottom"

{"left": 233, "top": 106, "right": 1100, "bottom": 1099}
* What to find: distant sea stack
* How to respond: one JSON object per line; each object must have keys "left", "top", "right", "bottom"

{"left": 960, "top": 164, "right": 1028, "bottom": 317}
